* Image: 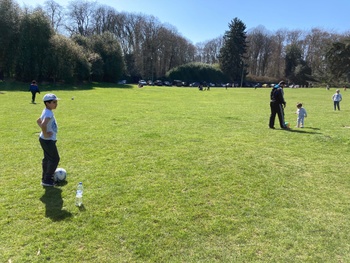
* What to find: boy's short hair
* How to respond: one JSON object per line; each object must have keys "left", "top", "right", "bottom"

{"left": 297, "top": 102, "right": 303, "bottom": 107}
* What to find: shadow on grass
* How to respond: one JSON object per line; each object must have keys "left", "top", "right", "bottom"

{"left": 283, "top": 127, "right": 322, "bottom": 135}
{"left": 0, "top": 81, "right": 133, "bottom": 92}
{"left": 40, "top": 186, "right": 72, "bottom": 221}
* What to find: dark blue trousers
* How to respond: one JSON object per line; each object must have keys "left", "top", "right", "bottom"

{"left": 39, "top": 138, "right": 60, "bottom": 182}
{"left": 269, "top": 102, "right": 285, "bottom": 128}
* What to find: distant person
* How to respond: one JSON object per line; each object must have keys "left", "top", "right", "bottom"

{"left": 332, "top": 89, "right": 342, "bottom": 110}
{"left": 269, "top": 81, "right": 289, "bottom": 129}
{"left": 295, "top": 102, "right": 307, "bottom": 128}
{"left": 37, "top": 94, "right": 60, "bottom": 186}
{"left": 29, "top": 80, "right": 40, "bottom": 104}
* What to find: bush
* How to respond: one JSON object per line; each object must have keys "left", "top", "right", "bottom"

{"left": 166, "top": 62, "right": 228, "bottom": 83}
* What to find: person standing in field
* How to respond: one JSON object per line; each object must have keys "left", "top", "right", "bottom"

{"left": 37, "top": 94, "right": 60, "bottom": 186}
{"left": 295, "top": 102, "right": 307, "bottom": 128}
{"left": 29, "top": 80, "right": 40, "bottom": 104}
{"left": 269, "top": 81, "right": 288, "bottom": 129}
{"left": 332, "top": 89, "right": 342, "bottom": 111}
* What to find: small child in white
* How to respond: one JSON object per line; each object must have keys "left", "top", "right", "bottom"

{"left": 296, "top": 102, "right": 307, "bottom": 128}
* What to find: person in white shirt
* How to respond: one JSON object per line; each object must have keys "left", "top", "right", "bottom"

{"left": 295, "top": 102, "right": 307, "bottom": 128}
{"left": 332, "top": 89, "right": 342, "bottom": 111}
{"left": 37, "top": 94, "right": 60, "bottom": 186}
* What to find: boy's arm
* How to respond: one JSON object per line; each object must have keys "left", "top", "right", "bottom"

{"left": 36, "top": 117, "right": 42, "bottom": 127}
{"left": 38, "top": 117, "right": 53, "bottom": 138}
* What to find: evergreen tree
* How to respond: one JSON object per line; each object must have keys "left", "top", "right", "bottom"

{"left": 219, "top": 17, "right": 247, "bottom": 83}
{"left": 16, "top": 10, "right": 53, "bottom": 81}
{"left": 285, "top": 44, "right": 312, "bottom": 85}
{"left": 0, "top": 0, "right": 21, "bottom": 78}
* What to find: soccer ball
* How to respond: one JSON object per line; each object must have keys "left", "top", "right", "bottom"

{"left": 54, "top": 168, "right": 67, "bottom": 182}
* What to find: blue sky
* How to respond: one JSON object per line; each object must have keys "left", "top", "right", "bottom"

{"left": 20, "top": 0, "right": 350, "bottom": 43}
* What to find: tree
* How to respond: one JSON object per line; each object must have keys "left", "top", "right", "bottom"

{"left": 66, "top": 0, "right": 96, "bottom": 36}
{"left": 166, "top": 62, "right": 227, "bottom": 83}
{"left": 246, "top": 26, "right": 273, "bottom": 77}
{"left": 195, "top": 36, "right": 223, "bottom": 64}
{"left": 44, "top": 0, "right": 65, "bottom": 33}
{"left": 44, "top": 34, "right": 90, "bottom": 83}
{"left": 325, "top": 39, "right": 350, "bottom": 83}
{"left": 0, "top": 0, "right": 21, "bottom": 78}
{"left": 91, "top": 4, "right": 118, "bottom": 35}
{"left": 89, "top": 32, "right": 125, "bottom": 82}
{"left": 219, "top": 17, "right": 247, "bottom": 83}
{"left": 15, "top": 9, "right": 53, "bottom": 81}
{"left": 285, "top": 43, "right": 311, "bottom": 85}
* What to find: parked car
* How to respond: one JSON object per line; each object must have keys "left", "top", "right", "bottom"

{"left": 138, "top": 80, "right": 147, "bottom": 87}
{"left": 163, "top": 81, "right": 171, "bottom": 86}
{"left": 172, "top": 80, "right": 183, "bottom": 86}
{"left": 216, "top": 83, "right": 226, "bottom": 87}
{"left": 154, "top": 80, "right": 163, "bottom": 86}
{"left": 117, "top": 80, "right": 126, "bottom": 84}
{"left": 190, "top": 82, "right": 200, "bottom": 87}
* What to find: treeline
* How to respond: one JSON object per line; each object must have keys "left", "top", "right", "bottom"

{"left": 1, "top": 0, "right": 350, "bottom": 85}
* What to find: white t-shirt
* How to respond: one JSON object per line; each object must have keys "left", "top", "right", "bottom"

{"left": 39, "top": 108, "right": 58, "bottom": 140}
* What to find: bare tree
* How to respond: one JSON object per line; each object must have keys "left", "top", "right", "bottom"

{"left": 44, "top": 0, "right": 64, "bottom": 33}
{"left": 195, "top": 36, "right": 223, "bottom": 64}
{"left": 304, "top": 28, "right": 340, "bottom": 81}
{"left": 267, "top": 29, "right": 288, "bottom": 79}
{"left": 91, "top": 4, "right": 118, "bottom": 35}
{"left": 66, "top": 0, "right": 97, "bottom": 36}
{"left": 247, "top": 26, "right": 267, "bottom": 76}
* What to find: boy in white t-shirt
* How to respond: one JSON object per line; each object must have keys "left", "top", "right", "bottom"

{"left": 296, "top": 102, "right": 307, "bottom": 128}
{"left": 37, "top": 94, "right": 60, "bottom": 186}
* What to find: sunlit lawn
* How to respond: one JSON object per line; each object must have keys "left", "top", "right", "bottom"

{"left": 1, "top": 83, "right": 350, "bottom": 262}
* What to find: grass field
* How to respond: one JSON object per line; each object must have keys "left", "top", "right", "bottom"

{"left": 1, "top": 83, "right": 350, "bottom": 262}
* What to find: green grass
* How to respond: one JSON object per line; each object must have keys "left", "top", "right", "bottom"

{"left": 1, "top": 84, "right": 350, "bottom": 262}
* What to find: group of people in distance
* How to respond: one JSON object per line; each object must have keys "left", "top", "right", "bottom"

{"left": 269, "top": 81, "right": 343, "bottom": 130}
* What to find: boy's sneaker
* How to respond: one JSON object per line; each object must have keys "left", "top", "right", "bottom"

{"left": 41, "top": 180, "right": 56, "bottom": 187}
{"left": 41, "top": 174, "right": 56, "bottom": 187}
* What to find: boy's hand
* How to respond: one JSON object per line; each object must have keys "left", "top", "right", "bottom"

{"left": 44, "top": 131, "right": 53, "bottom": 138}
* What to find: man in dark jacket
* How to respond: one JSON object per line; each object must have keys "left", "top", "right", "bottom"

{"left": 269, "top": 81, "right": 288, "bottom": 129}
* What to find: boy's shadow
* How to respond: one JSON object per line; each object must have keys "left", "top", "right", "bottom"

{"left": 40, "top": 187, "right": 72, "bottom": 221}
